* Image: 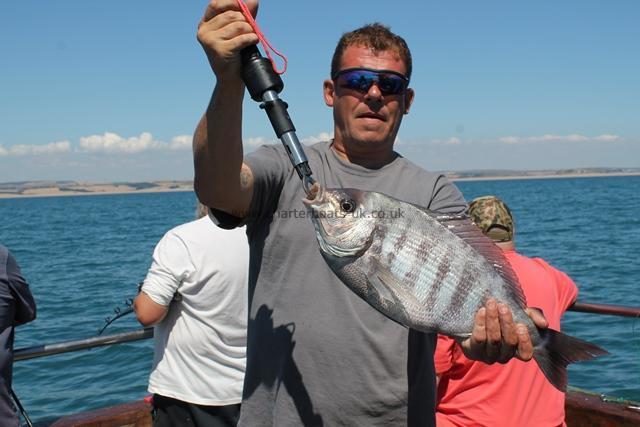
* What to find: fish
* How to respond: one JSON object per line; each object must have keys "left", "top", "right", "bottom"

{"left": 302, "top": 185, "right": 608, "bottom": 391}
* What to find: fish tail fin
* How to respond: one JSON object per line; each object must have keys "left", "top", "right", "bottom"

{"left": 533, "top": 328, "right": 608, "bottom": 392}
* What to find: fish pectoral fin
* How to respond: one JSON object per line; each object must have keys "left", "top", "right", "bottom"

{"left": 368, "top": 272, "right": 397, "bottom": 305}
{"left": 368, "top": 258, "right": 424, "bottom": 310}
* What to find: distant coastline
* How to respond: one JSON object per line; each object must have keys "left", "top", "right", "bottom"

{"left": 1, "top": 168, "right": 639, "bottom": 199}
{"left": 0, "top": 180, "right": 194, "bottom": 199}
{"left": 449, "top": 169, "right": 640, "bottom": 182}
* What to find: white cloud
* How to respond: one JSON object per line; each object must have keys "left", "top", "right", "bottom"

{"left": 78, "top": 132, "right": 166, "bottom": 153}
{"left": 499, "top": 136, "right": 520, "bottom": 144}
{"left": 593, "top": 134, "right": 620, "bottom": 142}
{"left": 169, "top": 135, "right": 192, "bottom": 150}
{"left": 417, "top": 137, "right": 467, "bottom": 146}
{"left": 301, "top": 132, "right": 333, "bottom": 146}
{"left": 0, "top": 140, "right": 71, "bottom": 157}
{"left": 243, "top": 132, "right": 333, "bottom": 149}
{"left": 242, "top": 132, "right": 334, "bottom": 149}
{"left": 77, "top": 132, "right": 193, "bottom": 153}
{"left": 499, "top": 134, "right": 621, "bottom": 144}
{"left": 245, "top": 136, "right": 270, "bottom": 148}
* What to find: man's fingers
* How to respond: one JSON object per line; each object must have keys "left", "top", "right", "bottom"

{"left": 215, "top": 20, "right": 256, "bottom": 42}
{"left": 203, "top": 0, "right": 240, "bottom": 22}
{"left": 458, "top": 306, "right": 488, "bottom": 362}
{"left": 496, "top": 303, "right": 518, "bottom": 363}
{"left": 515, "top": 324, "right": 534, "bottom": 361}
{"left": 461, "top": 300, "right": 533, "bottom": 365}
{"left": 203, "top": 0, "right": 259, "bottom": 22}
{"left": 526, "top": 307, "right": 548, "bottom": 329}
{"left": 482, "top": 299, "right": 501, "bottom": 363}
{"left": 498, "top": 304, "right": 517, "bottom": 346}
{"left": 197, "top": 5, "right": 260, "bottom": 77}
{"left": 199, "top": 10, "right": 251, "bottom": 35}
{"left": 485, "top": 299, "right": 501, "bottom": 344}
{"left": 470, "top": 307, "right": 487, "bottom": 346}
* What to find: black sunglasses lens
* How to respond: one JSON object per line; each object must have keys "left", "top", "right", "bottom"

{"left": 338, "top": 70, "right": 406, "bottom": 95}
{"left": 343, "top": 72, "right": 375, "bottom": 93}
{"left": 378, "top": 76, "right": 404, "bottom": 95}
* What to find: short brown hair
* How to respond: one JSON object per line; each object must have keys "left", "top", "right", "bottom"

{"left": 330, "top": 23, "right": 412, "bottom": 80}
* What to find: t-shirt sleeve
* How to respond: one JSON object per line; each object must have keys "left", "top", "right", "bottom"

{"left": 434, "top": 334, "right": 457, "bottom": 374}
{"left": 244, "top": 144, "right": 290, "bottom": 224}
{"left": 553, "top": 267, "right": 579, "bottom": 311}
{"left": 141, "top": 231, "right": 195, "bottom": 306}
{"left": 428, "top": 175, "right": 468, "bottom": 214}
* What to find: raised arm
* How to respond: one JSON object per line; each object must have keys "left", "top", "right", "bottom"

{"left": 193, "top": 0, "right": 260, "bottom": 217}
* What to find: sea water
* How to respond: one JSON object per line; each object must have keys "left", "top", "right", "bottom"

{"left": 1, "top": 176, "right": 638, "bottom": 423}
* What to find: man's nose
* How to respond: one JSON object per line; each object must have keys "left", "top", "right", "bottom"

{"left": 364, "top": 82, "right": 383, "bottom": 102}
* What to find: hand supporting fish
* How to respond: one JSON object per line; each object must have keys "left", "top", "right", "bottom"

{"left": 460, "top": 300, "right": 547, "bottom": 364}
{"left": 303, "top": 185, "right": 607, "bottom": 391}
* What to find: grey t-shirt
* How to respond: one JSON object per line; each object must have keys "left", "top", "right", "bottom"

{"left": 220, "top": 141, "right": 466, "bottom": 426}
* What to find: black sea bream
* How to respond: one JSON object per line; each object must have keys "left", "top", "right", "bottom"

{"left": 303, "top": 185, "right": 607, "bottom": 391}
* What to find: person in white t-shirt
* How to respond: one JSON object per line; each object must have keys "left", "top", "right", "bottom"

{"left": 134, "top": 202, "right": 249, "bottom": 427}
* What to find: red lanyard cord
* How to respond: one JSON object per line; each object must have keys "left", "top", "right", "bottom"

{"left": 236, "top": 0, "right": 287, "bottom": 75}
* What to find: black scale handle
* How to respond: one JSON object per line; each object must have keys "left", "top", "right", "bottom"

{"left": 240, "top": 45, "right": 314, "bottom": 187}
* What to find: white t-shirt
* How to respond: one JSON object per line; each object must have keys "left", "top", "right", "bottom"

{"left": 141, "top": 216, "right": 249, "bottom": 406}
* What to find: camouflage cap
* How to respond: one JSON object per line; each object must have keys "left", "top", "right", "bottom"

{"left": 468, "top": 195, "right": 514, "bottom": 242}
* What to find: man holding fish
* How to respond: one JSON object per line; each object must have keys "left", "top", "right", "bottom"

{"left": 192, "top": 1, "right": 550, "bottom": 425}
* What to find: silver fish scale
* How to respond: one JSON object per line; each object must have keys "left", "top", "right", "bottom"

{"left": 365, "top": 202, "right": 514, "bottom": 335}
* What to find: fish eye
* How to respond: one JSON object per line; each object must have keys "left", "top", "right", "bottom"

{"left": 340, "top": 198, "right": 356, "bottom": 213}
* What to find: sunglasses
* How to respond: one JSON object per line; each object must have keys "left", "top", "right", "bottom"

{"left": 332, "top": 67, "right": 409, "bottom": 96}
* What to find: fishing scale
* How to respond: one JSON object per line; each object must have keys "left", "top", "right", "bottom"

{"left": 236, "top": 1, "right": 316, "bottom": 195}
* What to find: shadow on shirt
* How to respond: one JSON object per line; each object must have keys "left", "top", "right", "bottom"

{"left": 242, "top": 305, "right": 323, "bottom": 426}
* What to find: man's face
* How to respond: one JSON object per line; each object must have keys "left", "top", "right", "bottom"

{"left": 324, "top": 44, "right": 414, "bottom": 153}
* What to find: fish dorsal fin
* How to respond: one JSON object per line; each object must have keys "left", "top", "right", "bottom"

{"left": 431, "top": 211, "right": 527, "bottom": 310}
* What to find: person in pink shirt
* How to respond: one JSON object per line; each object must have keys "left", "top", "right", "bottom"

{"left": 435, "top": 195, "right": 578, "bottom": 427}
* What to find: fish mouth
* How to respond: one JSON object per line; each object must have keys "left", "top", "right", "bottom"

{"left": 302, "top": 183, "right": 324, "bottom": 208}
{"left": 302, "top": 183, "right": 332, "bottom": 247}
{"left": 301, "top": 183, "right": 333, "bottom": 234}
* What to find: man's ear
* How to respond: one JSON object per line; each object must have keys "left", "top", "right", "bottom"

{"left": 323, "top": 79, "right": 335, "bottom": 107}
{"left": 403, "top": 88, "right": 415, "bottom": 114}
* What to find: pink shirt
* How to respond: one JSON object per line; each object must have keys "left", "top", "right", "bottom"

{"left": 435, "top": 250, "right": 578, "bottom": 427}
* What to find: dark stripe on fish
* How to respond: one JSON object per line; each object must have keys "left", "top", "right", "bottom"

{"left": 441, "top": 255, "right": 477, "bottom": 327}
{"left": 425, "top": 255, "right": 451, "bottom": 311}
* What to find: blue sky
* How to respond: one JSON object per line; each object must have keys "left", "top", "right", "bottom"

{"left": 1, "top": 0, "right": 638, "bottom": 182}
